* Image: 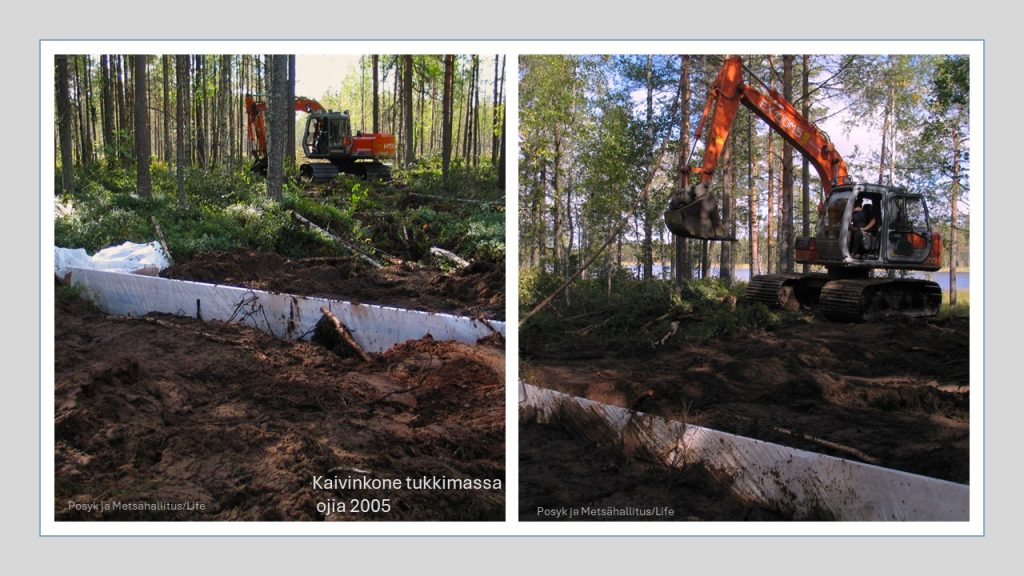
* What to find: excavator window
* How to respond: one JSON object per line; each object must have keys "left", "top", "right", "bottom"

{"left": 888, "top": 195, "right": 931, "bottom": 259}
{"left": 821, "top": 194, "right": 849, "bottom": 239}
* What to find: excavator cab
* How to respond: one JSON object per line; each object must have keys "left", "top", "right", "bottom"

{"left": 302, "top": 112, "right": 352, "bottom": 159}
{"left": 804, "top": 184, "right": 941, "bottom": 273}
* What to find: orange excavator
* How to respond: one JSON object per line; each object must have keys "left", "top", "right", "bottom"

{"left": 666, "top": 56, "right": 943, "bottom": 321}
{"left": 245, "top": 94, "right": 396, "bottom": 182}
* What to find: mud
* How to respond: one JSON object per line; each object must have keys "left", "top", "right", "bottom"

{"left": 521, "top": 316, "right": 969, "bottom": 483}
{"left": 163, "top": 250, "right": 505, "bottom": 320}
{"left": 55, "top": 295, "right": 504, "bottom": 521}
{"left": 519, "top": 421, "right": 788, "bottom": 521}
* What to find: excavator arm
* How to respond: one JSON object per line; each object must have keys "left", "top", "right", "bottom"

{"left": 667, "top": 56, "right": 849, "bottom": 239}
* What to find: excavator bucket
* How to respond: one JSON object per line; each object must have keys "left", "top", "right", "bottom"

{"left": 664, "top": 183, "right": 734, "bottom": 240}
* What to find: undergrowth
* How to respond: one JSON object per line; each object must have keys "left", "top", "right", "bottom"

{"left": 519, "top": 269, "right": 793, "bottom": 358}
{"left": 54, "top": 160, "right": 505, "bottom": 266}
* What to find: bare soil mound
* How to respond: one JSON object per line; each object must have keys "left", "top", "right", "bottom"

{"left": 519, "top": 421, "right": 789, "bottom": 521}
{"left": 521, "top": 316, "right": 969, "bottom": 483}
{"left": 163, "top": 250, "right": 505, "bottom": 320}
{"left": 55, "top": 297, "right": 504, "bottom": 521}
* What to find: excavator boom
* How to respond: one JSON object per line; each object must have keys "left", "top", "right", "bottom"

{"left": 690, "top": 56, "right": 848, "bottom": 193}
{"left": 667, "top": 56, "right": 848, "bottom": 240}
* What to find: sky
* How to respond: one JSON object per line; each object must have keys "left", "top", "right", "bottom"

{"left": 294, "top": 55, "right": 363, "bottom": 100}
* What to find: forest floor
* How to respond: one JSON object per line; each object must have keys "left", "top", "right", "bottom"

{"left": 55, "top": 293, "right": 505, "bottom": 521}
{"left": 520, "top": 315, "right": 970, "bottom": 491}
{"left": 163, "top": 250, "right": 505, "bottom": 320}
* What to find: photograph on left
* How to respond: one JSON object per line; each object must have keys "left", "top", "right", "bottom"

{"left": 50, "top": 51, "right": 506, "bottom": 522}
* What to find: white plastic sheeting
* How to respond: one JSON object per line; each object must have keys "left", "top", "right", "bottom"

{"left": 66, "top": 267, "right": 504, "bottom": 353}
{"left": 55, "top": 241, "right": 171, "bottom": 278}
{"left": 519, "top": 382, "right": 968, "bottom": 521}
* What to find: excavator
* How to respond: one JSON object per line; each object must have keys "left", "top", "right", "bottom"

{"left": 245, "top": 94, "right": 396, "bottom": 182}
{"left": 666, "top": 56, "right": 943, "bottom": 321}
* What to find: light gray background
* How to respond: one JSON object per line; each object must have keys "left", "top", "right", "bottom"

{"left": 7, "top": 0, "right": 1014, "bottom": 573}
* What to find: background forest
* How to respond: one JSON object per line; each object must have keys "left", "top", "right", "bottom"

{"left": 54, "top": 54, "right": 506, "bottom": 265}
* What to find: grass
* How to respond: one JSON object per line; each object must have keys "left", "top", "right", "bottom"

{"left": 941, "top": 288, "right": 970, "bottom": 317}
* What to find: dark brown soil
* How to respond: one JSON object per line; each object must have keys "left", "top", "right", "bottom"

{"left": 55, "top": 294, "right": 504, "bottom": 521}
{"left": 163, "top": 250, "right": 504, "bottom": 320}
{"left": 519, "top": 421, "right": 788, "bottom": 521}
{"left": 521, "top": 315, "right": 969, "bottom": 484}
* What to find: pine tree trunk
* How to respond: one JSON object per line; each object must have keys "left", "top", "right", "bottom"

{"left": 195, "top": 56, "right": 206, "bottom": 168}
{"left": 56, "top": 55, "right": 75, "bottom": 195}
{"left": 748, "top": 110, "right": 760, "bottom": 277}
{"left": 116, "top": 55, "right": 129, "bottom": 168}
{"left": 162, "top": 56, "right": 172, "bottom": 165}
{"left": 701, "top": 240, "right": 710, "bottom": 279}
{"left": 498, "top": 58, "right": 506, "bottom": 190}
{"left": 403, "top": 55, "right": 415, "bottom": 167}
{"left": 84, "top": 56, "right": 98, "bottom": 165}
{"left": 175, "top": 55, "right": 188, "bottom": 207}
{"left": 441, "top": 55, "right": 454, "bottom": 187}
{"left": 71, "top": 56, "right": 84, "bottom": 165}
{"left": 541, "top": 162, "right": 549, "bottom": 266}
{"left": 217, "top": 55, "right": 230, "bottom": 168}
{"left": 429, "top": 74, "right": 437, "bottom": 154}
{"left": 642, "top": 54, "right": 654, "bottom": 281}
{"left": 472, "top": 56, "right": 480, "bottom": 167}
{"left": 391, "top": 59, "right": 400, "bottom": 138}
{"left": 417, "top": 62, "right": 425, "bottom": 157}
{"left": 781, "top": 55, "right": 795, "bottom": 273}
{"left": 228, "top": 55, "right": 236, "bottom": 169}
{"left": 267, "top": 55, "right": 288, "bottom": 201}
{"left": 949, "top": 115, "right": 960, "bottom": 306}
{"left": 287, "top": 55, "right": 296, "bottom": 168}
{"left": 100, "top": 55, "right": 115, "bottom": 166}
{"left": 719, "top": 124, "right": 734, "bottom": 285}
{"left": 552, "top": 133, "right": 562, "bottom": 277}
{"left": 801, "top": 55, "right": 811, "bottom": 273}
{"left": 676, "top": 54, "right": 692, "bottom": 283}
{"left": 134, "top": 55, "right": 152, "bottom": 198}
{"left": 73, "top": 56, "right": 93, "bottom": 165}
{"left": 767, "top": 133, "right": 775, "bottom": 275}
{"left": 492, "top": 54, "right": 500, "bottom": 167}
{"left": 372, "top": 55, "right": 380, "bottom": 134}
{"left": 878, "top": 85, "right": 893, "bottom": 185}
{"left": 181, "top": 56, "right": 192, "bottom": 166}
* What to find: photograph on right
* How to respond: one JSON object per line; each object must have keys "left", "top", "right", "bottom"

{"left": 518, "top": 52, "right": 971, "bottom": 521}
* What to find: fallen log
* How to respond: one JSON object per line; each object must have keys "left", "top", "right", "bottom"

{"left": 151, "top": 216, "right": 173, "bottom": 265}
{"left": 318, "top": 306, "right": 372, "bottom": 363}
{"left": 771, "top": 426, "right": 880, "bottom": 465}
{"left": 430, "top": 246, "right": 469, "bottom": 269}
{"left": 290, "top": 211, "right": 385, "bottom": 269}
{"left": 407, "top": 192, "right": 502, "bottom": 207}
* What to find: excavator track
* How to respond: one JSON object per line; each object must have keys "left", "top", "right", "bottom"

{"left": 357, "top": 161, "right": 392, "bottom": 181}
{"left": 300, "top": 162, "right": 341, "bottom": 183}
{"left": 747, "top": 274, "right": 941, "bottom": 322}
{"left": 818, "top": 278, "right": 942, "bottom": 322}
{"left": 746, "top": 273, "right": 829, "bottom": 312}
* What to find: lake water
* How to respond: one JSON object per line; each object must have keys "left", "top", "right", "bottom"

{"left": 635, "top": 265, "right": 971, "bottom": 291}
